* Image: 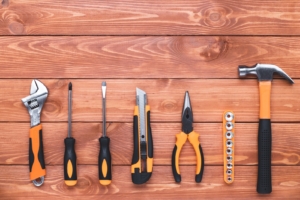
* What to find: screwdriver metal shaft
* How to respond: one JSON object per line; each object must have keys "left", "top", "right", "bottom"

{"left": 68, "top": 82, "right": 72, "bottom": 138}
{"left": 102, "top": 82, "right": 106, "bottom": 137}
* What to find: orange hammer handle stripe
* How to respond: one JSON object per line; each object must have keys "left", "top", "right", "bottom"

{"left": 29, "top": 124, "right": 46, "bottom": 180}
{"left": 259, "top": 81, "right": 272, "bottom": 119}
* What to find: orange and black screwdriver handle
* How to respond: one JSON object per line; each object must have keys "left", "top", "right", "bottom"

{"left": 29, "top": 124, "right": 46, "bottom": 182}
{"left": 171, "top": 106, "right": 204, "bottom": 183}
{"left": 98, "top": 136, "right": 112, "bottom": 185}
{"left": 131, "top": 105, "right": 153, "bottom": 184}
{"left": 64, "top": 137, "right": 77, "bottom": 186}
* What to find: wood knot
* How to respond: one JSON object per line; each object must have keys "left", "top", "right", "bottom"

{"left": 199, "top": 37, "right": 229, "bottom": 62}
{"left": 1, "top": 0, "right": 9, "bottom": 7}
{"left": 161, "top": 100, "right": 177, "bottom": 112}
{"left": 44, "top": 100, "right": 62, "bottom": 117}
{"left": 202, "top": 6, "right": 231, "bottom": 28}
{"left": 56, "top": 80, "right": 66, "bottom": 89}
{"left": 8, "top": 22, "right": 24, "bottom": 35}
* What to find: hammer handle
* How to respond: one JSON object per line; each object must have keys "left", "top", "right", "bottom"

{"left": 257, "top": 119, "right": 272, "bottom": 194}
{"left": 257, "top": 81, "right": 272, "bottom": 194}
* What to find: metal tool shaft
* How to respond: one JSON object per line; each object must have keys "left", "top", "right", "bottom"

{"left": 102, "top": 82, "right": 107, "bottom": 137}
{"left": 68, "top": 82, "right": 72, "bottom": 138}
{"left": 136, "top": 88, "right": 147, "bottom": 143}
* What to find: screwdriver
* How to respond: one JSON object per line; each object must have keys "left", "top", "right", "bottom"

{"left": 98, "top": 81, "right": 112, "bottom": 185}
{"left": 64, "top": 82, "right": 77, "bottom": 186}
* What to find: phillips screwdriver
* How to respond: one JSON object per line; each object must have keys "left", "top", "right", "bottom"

{"left": 98, "top": 81, "right": 112, "bottom": 185}
{"left": 64, "top": 82, "right": 77, "bottom": 186}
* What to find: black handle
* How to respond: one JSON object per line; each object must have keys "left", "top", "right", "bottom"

{"left": 195, "top": 144, "right": 204, "bottom": 183}
{"left": 171, "top": 145, "right": 181, "bottom": 183}
{"left": 257, "top": 119, "right": 272, "bottom": 194}
{"left": 99, "top": 137, "right": 112, "bottom": 184}
{"left": 64, "top": 137, "right": 77, "bottom": 185}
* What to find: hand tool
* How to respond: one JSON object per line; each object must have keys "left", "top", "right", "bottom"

{"left": 131, "top": 88, "right": 153, "bottom": 184}
{"left": 98, "top": 81, "right": 112, "bottom": 185}
{"left": 238, "top": 63, "right": 294, "bottom": 194}
{"left": 223, "top": 111, "right": 235, "bottom": 184}
{"left": 64, "top": 82, "right": 77, "bottom": 186}
{"left": 171, "top": 91, "right": 204, "bottom": 183}
{"left": 22, "top": 79, "right": 48, "bottom": 187}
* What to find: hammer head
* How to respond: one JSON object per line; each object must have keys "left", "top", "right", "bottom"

{"left": 238, "top": 64, "right": 294, "bottom": 84}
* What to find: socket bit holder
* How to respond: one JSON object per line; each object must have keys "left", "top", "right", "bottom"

{"left": 223, "top": 111, "right": 235, "bottom": 184}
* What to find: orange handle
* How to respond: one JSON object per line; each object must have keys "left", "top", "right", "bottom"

{"left": 188, "top": 131, "right": 204, "bottom": 183}
{"left": 171, "top": 132, "right": 187, "bottom": 182}
{"left": 29, "top": 125, "right": 46, "bottom": 181}
{"left": 259, "top": 81, "right": 272, "bottom": 119}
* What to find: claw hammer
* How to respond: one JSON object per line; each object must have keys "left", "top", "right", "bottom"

{"left": 238, "top": 64, "right": 294, "bottom": 194}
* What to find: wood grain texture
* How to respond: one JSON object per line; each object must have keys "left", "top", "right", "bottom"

{"left": 0, "top": 122, "right": 299, "bottom": 166}
{"left": 0, "top": 36, "right": 299, "bottom": 78}
{"left": 1, "top": 1, "right": 300, "bottom": 35}
{"left": 1, "top": 1, "right": 300, "bottom": 198}
{"left": 0, "top": 79, "right": 298, "bottom": 122}
{"left": 0, "top": 165, "right": 299, "bottom": 199}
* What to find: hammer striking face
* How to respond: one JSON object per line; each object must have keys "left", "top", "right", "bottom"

{"left": 238, "top": 63, "right": 294, "bottom": 194}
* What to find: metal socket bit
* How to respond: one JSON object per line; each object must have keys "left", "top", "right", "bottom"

{"left": 227, "top": 177, "right": 232, "bottom": 182}
{"left": 226, "top": 169, "right": 232, "bottom": 175}
{"left": 227, "top": 156, "right": 232, "bottom": 162}
{"left": 226, "top": 122, "right": 234, "bottom": 131}
{"left": 225, "top": 131, "right": 234, "bottom": 139}
{"left": 226, "top": 140, "right": 233, "bottom": 147}
{"left": 225, "top": 112, "right": 234, "bottom": 121}
{"left": 226, "top": 148, "right": 233, "bottom": 155}
{"left": 227, "top": 163, "right": 233, "bottom": 169}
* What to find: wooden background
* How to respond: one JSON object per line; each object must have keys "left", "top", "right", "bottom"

{"left": 0, "top": 0, "right": 299, "bottom": 199}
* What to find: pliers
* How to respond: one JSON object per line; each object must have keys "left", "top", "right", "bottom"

{"left": 171, "top": 91, "right": 204, "bottom": 183}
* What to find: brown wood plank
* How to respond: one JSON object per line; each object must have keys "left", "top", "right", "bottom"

{"left": 0, "top": 165, "right": 299, "bottom": 198}
{"left": 1, "top": 1, "right": 300, "bottom": 35}
{"left": 0, "top": 36, "right": 299, "bottom": 78}
{"left": 0, "top": 123, "right": 299, "bottom": 166}
{"left": 1, "top": 79, "right": 298, "bottom": 122}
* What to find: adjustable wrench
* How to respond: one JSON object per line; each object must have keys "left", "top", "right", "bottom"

{"left": 22, "top": 79, "right": 48, "bottom": 186}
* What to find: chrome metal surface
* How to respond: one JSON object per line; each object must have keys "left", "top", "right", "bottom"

{"left": 22, "top": 80, "right": 48, "bottom": 127}
{"left": 225, "top": 131, "right": 234, "bottom": 139}
{"left": 136, "top": 88, "right": 147, "bottom": 143}
{"left": 102, "top": 82, "right": 107, "bottom": 137}
{"left": 239, "top": 63, "right": 294, "bottom": 83}
{"left": 225, "top": 112, "right": 234, "bottom": 121}
{"left": 226, "top": 122, "right": 233, "bottom": 131}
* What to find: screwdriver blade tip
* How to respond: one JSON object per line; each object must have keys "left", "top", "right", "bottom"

{"left": 102, "top": 82, "right": 106, "bottom": 86}
{"left": 69, "top": 82, "right": 72, "bottom": 90}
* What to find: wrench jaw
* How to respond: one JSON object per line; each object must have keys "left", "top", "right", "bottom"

{"left": 22, "top": 80, "right": 48, "bottom": 127}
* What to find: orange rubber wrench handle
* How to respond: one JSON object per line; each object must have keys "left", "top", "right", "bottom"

{"left": 29, "top": 124, "right": 46, "bottom": 181}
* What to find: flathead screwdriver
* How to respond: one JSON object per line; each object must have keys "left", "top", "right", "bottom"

{"left": 98, "top": 81, "right": 112, "bottom": 185}
{"left": 64, "top": 82, "right": 77, "bottom": 186}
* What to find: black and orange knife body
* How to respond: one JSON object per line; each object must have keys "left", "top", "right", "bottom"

{"left": 171, "top": 91, "right": 204, "bottom": 183}
{"left": 131, "top": 88, "right": 153, "bottom": 184}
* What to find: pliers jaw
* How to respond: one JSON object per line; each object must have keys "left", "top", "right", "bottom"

{"left": 22, "top": 79, "right": 48, "bottom": 127}
{"left": 181, "top": 91, "right": 193, "bottom": 134}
